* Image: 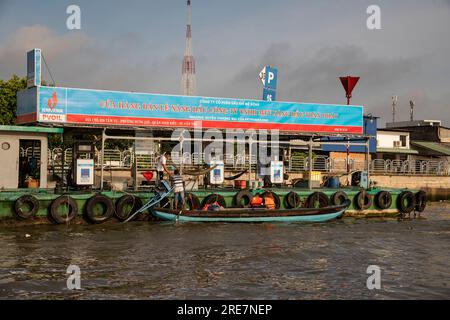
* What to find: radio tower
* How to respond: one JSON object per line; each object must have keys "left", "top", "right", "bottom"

{"left": 181, "top": 0, "right": 196, "bottom": 96}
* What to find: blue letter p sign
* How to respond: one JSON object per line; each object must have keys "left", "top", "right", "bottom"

{"left": 264, "top": 67, "right": 278, "bottom": 90}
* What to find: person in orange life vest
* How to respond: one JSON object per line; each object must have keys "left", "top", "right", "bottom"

{"left": 264, "top": 193, "right": 276, "bottom": 210}
{"left": 251, "top": 194, "right": 263, "bottom": 207}
{"left": 203, "top": 201, "right": 223, "bottom": 211}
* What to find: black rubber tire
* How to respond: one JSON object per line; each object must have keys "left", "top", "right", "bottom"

{"left": 185, "top": 193, "right": 201, "bottom": 210}
{"left": 397, "top": 191, "right": 416, "bottom": 214}
{"left": 148, "top": 190, "right": 172, "bottom": 210}
{"left": 48, "top": 195, "right": 78, "bottom": 224}
{"left": 85, "top": 195, "right": 115, "bottom": 224}
{"left": 233, "top": 190, "right": 254, "bottom": 208}
{"left": 201, "top": 194, "right": 227, "bottom": 208}
{"left": 355, "top": 191, "right": 372, "bottom": 210}
{"left": 305, "top": 192, "right": 330, "bottom": 208}
{"left": 375, "top": 191, "right": 392, "bottom": 209}
{"left": 154, "top": 195, "right": 171, "bottom": 209}
{"left": 331, "top": 191, "right": 348, "bottom": 206}
{"left": 261, "top": 191, "right": 281, "bottom": 209}
{"left": 115, "top": 195, "right": 143, "bottom": 222}
{"left": 415, "top": 190, "right": 427, "bottom": 213}
{"left": 14, "top": 195, "right": 39, "bottom": 220}
{"left": 285, "top": 191, "right": 301, "bottom": 209}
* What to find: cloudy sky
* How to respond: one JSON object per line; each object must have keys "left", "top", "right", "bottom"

{"left": 1, "top": 0, "right": 449, "bottom": 126}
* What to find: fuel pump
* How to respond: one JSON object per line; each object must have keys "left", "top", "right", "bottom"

{"left": 72, "top": 141, "right": 95, "bottom": 189}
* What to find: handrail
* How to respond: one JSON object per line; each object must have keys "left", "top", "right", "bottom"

{"left": 46, "top": 148, "right": 450, "bottom": 176}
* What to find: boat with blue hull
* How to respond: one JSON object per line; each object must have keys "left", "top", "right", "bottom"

{"left": 151, "top": 200, "right": 350, "bottom": 223}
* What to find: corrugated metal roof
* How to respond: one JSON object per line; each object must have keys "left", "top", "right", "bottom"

{"left": 376, "top": 148, "right": 419, "bottom": 154}
{"left": 411, "top": 141, "right": 450, "bottom": 156}
{"left": 0, "top": 125, "right": 64, "bottom": 134}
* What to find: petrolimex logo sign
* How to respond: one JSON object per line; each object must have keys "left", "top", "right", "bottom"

{"left": 39, "top": 87, "right": 67, "bottom": 123}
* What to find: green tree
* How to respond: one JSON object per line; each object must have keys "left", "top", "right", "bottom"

{"left": 0, "top": 75, "right": 27, "bottom": 125}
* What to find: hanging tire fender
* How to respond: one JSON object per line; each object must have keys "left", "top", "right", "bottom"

{"left": 14, "top": 195, "right": 40, "bottom": 220}
{"left": 331, "top": 191, "right": 348, "bottom": 206}
{"left": 355, "top": 191, "right": 372, "bottom": 210}
{"left": 233, "top": 190, "right": 254, "bottom": 208}
{"left": 85, "top": 194, "right": 115, "bottom": 224}
{"left": 48, "top": 195, "right": 78, "bottom": 224}
{"left": 185, "top": 193, "right": 201, "bottom": 210}
{"left": 285, "top": 191, "right": 301, "bottom": 209}
{"left": 415, "top": 190, "right": 427, "bottom": 213}
{"left": 115, "top": 195, "right": 143, "bottom": 222}
{"left": 306, "top": 192, "right": 330, "bottom": 208}
{"left": 375, "top": 191, "right": 392, "bottom": 209}
{"left": 397, "top": 191, "right": 416, "bottom": 214}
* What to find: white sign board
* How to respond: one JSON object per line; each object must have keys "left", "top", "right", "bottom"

{"left": 209, "top": 161, "right": 224, "bottom": 185}
{"left": 270, "top": 161, "right": 284, "bottom": 184}
{"left": 259, "top": 66, "right": 267, "bottom": 86}
{"left": 76, "top": 159, "right": 95, "bottom": 185}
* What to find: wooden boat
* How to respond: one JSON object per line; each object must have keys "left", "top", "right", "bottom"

{"left": 151, "top": 200, "right": 351, "bottom": 223}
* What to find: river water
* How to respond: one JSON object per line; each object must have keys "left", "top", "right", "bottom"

{"left": 0, "top": 203, "right": 449, "bottom": 300}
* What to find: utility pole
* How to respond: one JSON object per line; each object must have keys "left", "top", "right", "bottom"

{"left": 392, "top": 95, "right": 398, "bottom": 123}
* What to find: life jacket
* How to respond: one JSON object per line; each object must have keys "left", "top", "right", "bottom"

{"left": 203, "top": 201, "right": 222, "bottom": 211}
{"left": 251, "top": 195, "right": 263, "bottom": 207}
{"left": 265, "top": 196, "right": 276, "bottom": 210}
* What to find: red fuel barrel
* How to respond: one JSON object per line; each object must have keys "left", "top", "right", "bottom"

{"left": 234, "top": 180, "right": 247, "bottom": 189}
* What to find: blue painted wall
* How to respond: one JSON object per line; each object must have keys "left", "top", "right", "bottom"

{"left": 321, "top": 116, "right": 377, "bottom": 153}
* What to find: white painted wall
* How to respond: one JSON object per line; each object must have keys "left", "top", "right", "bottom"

{"left": 0, "top": 131, "right": 48, "bottom": 189}
{"left": 377, "top": 131, "right": 410, "bottom": 149}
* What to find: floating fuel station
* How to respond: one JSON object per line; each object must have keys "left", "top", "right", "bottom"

{"left": 0, "top": 48, "right": 427, "bottom": 224}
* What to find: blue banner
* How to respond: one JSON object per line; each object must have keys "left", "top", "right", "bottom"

{"left": 17, "top": 85, "right": 363, "bottom": 134}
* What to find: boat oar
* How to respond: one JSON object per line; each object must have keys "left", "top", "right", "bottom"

{"left": 123, "top": 187, "right": 173, "bottom": 223}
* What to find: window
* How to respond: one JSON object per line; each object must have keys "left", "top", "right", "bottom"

{"left": 400, "top": 135, "right": 407, "bottom": 147}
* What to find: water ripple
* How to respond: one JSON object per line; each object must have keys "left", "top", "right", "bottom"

{"left": 0, "top": 203, "right": 449, "bottom": 299}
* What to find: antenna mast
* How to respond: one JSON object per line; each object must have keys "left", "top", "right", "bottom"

{"left": 181, "top": 0, "right": 196, "bottom": 96}
{"left": 409, "top": 99, "right": 415, "bottom": 121}
{"left": 392, "top": 95, "right": 398, "bottom": 123}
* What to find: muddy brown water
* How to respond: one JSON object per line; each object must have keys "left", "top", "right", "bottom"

{"left": 0, "top": 203, "right": 449, "bottom": 299}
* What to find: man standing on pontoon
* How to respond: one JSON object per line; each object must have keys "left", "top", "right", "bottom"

{"left": 156, "top": 152, "right": 171, "bottom": 186}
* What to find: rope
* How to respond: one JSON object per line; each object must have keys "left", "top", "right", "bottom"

{"left": 42, "top": 53, "right": 56, "bottom": 86}
{"left": 172, "top": 165, "right": 218, "bottom": 176}
{"left": 224, "top": 170, "right": 248, "bottom": 181}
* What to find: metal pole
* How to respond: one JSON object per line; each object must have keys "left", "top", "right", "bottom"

{"left": 346, "top": 137, "right": 350, "bottom": 186}
{"left": 308, "top": 137, "right": 313, "bottom": 191}
{"left": 62, "top": 147, "right": 66, "bottom": 191}
{"left": 366, "top": 137, "right": 370, "bottom": 187}
{"left": 133, "top": 139, "right": 138, "bottom": 191}
{"left": 179, "top": 134, "right": 184, "bottom": 176}
{"left": 100, "top": 128, "right": 105, "bottom": 190}
{"left": 248, "top": 138, "right": 252, "bottom": 188}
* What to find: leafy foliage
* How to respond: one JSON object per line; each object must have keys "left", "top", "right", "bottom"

{"left": 0, "top": 75, "right": 27, "bottom": 125}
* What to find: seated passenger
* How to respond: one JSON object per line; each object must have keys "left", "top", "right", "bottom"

{"left": 264, "top": 193, "right": 276, "bottom": 210}
{"left": 203, "top": 201, "right": 223, "bottom": 211}
{"left": 250, "top": 194, "right": 264, "bottom": 208}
